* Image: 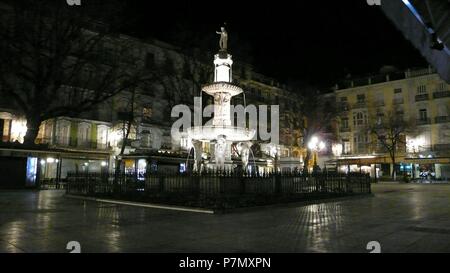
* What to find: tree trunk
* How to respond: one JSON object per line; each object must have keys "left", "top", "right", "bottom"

{"left": 23, "top": 115, "right": 42, "bottom": 145}
{"left": 391, "top": 158, "right": 396, "bottom": 181}
{"left": 304, "top": 149, "right": 311, "bottom": 174}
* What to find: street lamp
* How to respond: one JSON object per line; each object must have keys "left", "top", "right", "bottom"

{"left": 308, "top": 136, "right": 326, "bottom": 170}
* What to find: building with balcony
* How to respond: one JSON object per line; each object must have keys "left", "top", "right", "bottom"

{"left": 329, "top": 67, "right": 450, "bottom": 180}
{"left": 0, "top": 33, "right": 305, "bottom": 188}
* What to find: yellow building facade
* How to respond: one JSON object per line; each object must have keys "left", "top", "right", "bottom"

{"left": 334, "top": 67, "right": 450, "bottom": 180}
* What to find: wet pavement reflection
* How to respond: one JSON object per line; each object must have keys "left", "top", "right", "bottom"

{"left": 1, "top": 183, "right": 450, "bottom": 253}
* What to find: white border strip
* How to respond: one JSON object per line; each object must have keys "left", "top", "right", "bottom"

{"left": 65, "top": 194, "right": 215, "bottom": 214}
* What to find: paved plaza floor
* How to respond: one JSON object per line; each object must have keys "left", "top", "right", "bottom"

{"left": 1, "top": 183, "right": 450, "bottom": 253}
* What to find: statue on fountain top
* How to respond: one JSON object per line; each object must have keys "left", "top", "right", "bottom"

{"left": 216, "top": 26, "right": 228, "bottom": 52}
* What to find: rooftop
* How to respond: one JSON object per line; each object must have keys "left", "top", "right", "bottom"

{"left": 333, "top": 66, "right": 438, "bottom": 91}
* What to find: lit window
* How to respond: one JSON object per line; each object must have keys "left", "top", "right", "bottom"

{"left": 417, "top": 85, "right": 427, "bottom": 94}
{"left": 419, "top": 109, "right": 427, "bottom": 121}
{"left": 142, "top": 107, "right": 152, "bottom": 119}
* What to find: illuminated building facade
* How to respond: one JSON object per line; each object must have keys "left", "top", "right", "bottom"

{"left": 331, "top": 66, "right": 450, "bottom": 180}
{"left": 0, "top": 34, "right": 305, "bottom": 186}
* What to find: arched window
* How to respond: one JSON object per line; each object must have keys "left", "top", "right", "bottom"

{"left": 57, "top": 120, "right": 71, "bottom": 146}
{"left": 353, "top": 111, "right": 367, "bottom": 126}
{"left": 77, "top": 122, "right": 91, "bottom": 148}
{"left": 97, "top": 125, "right": 109, "bottom": 149}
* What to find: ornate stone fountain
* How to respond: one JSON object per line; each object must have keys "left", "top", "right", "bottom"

{"left": 186, "top": 26, "right": 255, "bottom": 171}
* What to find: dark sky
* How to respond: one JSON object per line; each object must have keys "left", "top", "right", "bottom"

{"left": 117, "top": 0, "right": 427, "bottom": 88}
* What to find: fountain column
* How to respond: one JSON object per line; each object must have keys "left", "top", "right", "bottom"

{"left": 192, "top": 140, "right": 203, "bottom": 172}
{"left": 186, "top": 26, "right": 256, "bottom": 171}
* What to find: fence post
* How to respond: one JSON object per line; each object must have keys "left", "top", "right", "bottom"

{"left": 240, "top": 175, "right": 246, "bottom": 194}
{"left": 346, "top": 174, "right": 350, "bottom": 193}
{"left": 159, "top": 176, "right": 165, "bottom": 193}
{"left": 275, "top": 173, "right": 281, "bottom": 195}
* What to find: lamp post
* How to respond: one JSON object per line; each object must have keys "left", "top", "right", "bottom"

{"left": 308, "top": 136, "right": 326, "bottom": 172}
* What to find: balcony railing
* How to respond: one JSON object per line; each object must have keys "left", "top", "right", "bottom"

{"left": 433, "top": 144, "right": 450, "bottom": 151}
{"left": 38, "top": 137, "right": 110, "bottom": 150}
{"left": 353, "top": 102, "right": 366, "bottom": 109}
{"left": 393, "top": 98, "right": 404, "bottom": 105}
{"left": 339, "top": 127, "right": 351, "bottom": 133}
{"left": 407, "top": 144, "right": 450, "bottom": 157}
{"left": 415, "top": 94, "right": 429, "bottom": 102}
{"left": 417, "top": 118, "right": 431, "bottom": 125}
{"left": 337, "top": 102, "right": 350, "bottom": 112}
{"left": 433, "top": 91, "right": 450, "bottom": 99}
{"left": 374, "top": 100, "right": 385, "bottom": 107}
{"left": 435, "top": 116, "right": 450, "bottom": 123}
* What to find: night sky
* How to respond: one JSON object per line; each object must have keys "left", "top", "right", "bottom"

{"left": 117, "top": 0, "right": 427, "bottom": 88}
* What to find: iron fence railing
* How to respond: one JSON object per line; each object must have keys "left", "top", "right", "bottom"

{"left": 66, "top": 171, "right": 371, "bottom": 209}
{"left": 417, "top": 118, "right": 431, "bottom": 125}
{"left": 35, "top": 137, "right": 110, "bottom": 150}
{"left": 435, "top": 116, "right": 450, "bottom": 123}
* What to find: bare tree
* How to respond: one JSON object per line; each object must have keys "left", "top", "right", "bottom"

{"left": 0, "top": 0, "right": 149, "bottom": 145}
{"left": 369, "top": 110, "right": 416, "bottom": 180}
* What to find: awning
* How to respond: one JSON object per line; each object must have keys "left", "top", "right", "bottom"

{"left": 404, "top": 157, "right": 450, "bottom": 164}
{"left": 336, "top": 156, "right": 391, "bottom": 165}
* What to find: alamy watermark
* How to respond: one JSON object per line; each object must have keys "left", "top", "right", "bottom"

{"left": 366, "top": 241, "right": 381, "bottom": 253}
{"left": 366, "top": 0, "right": 381, "bottom": 6}
{"left": 66, "top": 0, "right": 81, "bottom": 6}
{"left": 66, "top": 241, "right": 81, "bottom": 253}
{"left": 171, "top": 97, "right": 279, "bottom": 145}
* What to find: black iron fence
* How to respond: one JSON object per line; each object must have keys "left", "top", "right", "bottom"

{"left": 66, "top": 171, "right": 371, "bottom": 210}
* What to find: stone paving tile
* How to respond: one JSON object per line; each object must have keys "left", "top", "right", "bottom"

{"left": 1, "top": 184, "right": 450, "bottom": 252}
{"left": 404, "top": 234, "right": 450, "bottom": 253}
{"left": 0, "top": 240, "right": 26, "bottom": 253}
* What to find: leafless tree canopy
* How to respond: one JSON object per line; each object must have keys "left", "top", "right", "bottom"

{"left": 0, "top": 0, "right": 149, "bottom": 144}
{"left": 369, "top": 110, "right": 416, "bottom": 178}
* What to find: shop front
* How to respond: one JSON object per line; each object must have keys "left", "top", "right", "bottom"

{"left": 0, "top": 147, "right": 110, "bottom": 189}
{"left": 404, "top": 157, "right": 450, "bottom": 180}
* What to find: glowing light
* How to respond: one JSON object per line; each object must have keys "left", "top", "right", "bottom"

{"left": 83, "top": 162, "right": 89, "bottom": 166}
{"left": 40, "top": 159, "right": 46, "bottom": 165}
{"left": 308, "top": 136, "right": 325, "bottom": 152}
{"left": 318, "top": 141, "right": 326, "bottom": 150}
{"left": 138, "top": 159, "right": 147, "bottom": 168}
{"left": 407, "top": 136, "right": 426, "bottom": 153}
{"left": 46, "top": 157, "right": 55, "bottom": 163}
{"left": 101, "top": 161, "right": 107, "bottom": 167}
{"left": 10, "top": 119, "right": 27, "bottom": 143}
